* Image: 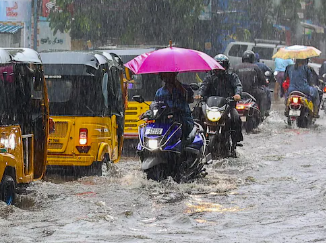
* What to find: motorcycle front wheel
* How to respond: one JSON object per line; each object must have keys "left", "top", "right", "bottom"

{"left": 145, "top": 164, "right": 168, "bottom": 182}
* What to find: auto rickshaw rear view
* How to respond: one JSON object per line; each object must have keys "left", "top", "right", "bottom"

{"left": 0, "top": 48, "right": 50, "bottom": 205}
{"left": 41, "top": 52, "right": 125, "bottom": 176}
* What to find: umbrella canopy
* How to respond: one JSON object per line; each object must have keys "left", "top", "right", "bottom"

{"left": 272, "top": 45, "right": 321, "bottom": 59}
{"left": 124, "top": 46, "right": 224, "bottom": 74}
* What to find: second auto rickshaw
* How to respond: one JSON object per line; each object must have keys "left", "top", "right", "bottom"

{"left": 41, "top": 51, "right": 125, "bottom": 176}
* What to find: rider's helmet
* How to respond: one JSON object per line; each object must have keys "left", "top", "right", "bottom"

{"left": 242, "top": 50, "right": 255, "bottom": 63}
{"left": 214, "top": 54, "right": 230, "bottom": 71}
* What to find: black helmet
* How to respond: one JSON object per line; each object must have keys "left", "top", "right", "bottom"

{"left": 214, "top": 54, "right": 230, "bottom": 70}
{"left": 242, "top": 50, "right": 255, "bottom": 63}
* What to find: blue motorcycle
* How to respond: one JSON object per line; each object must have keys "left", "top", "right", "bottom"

{"left": 133, "top": 95, "right": 211, "bottom": 182}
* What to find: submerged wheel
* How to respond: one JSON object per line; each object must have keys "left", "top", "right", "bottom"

{"left": 145, "top": 164, "right": 167, "bottom": 182}
{"left": 297, "top": 109, "right": 311, "bottom": 128}
{"left": 177, "top": 156, "right": 205, "bottom": 183}
{"left": 0, "top": 175, "right": 16, "bottom": 205}
{"left": 287, "top": 117, "right": 293, "bottom": 126}
{"left": 217, "top": 130, "right": 231, "bottom": 158}
{"left": 208, "top": 134, "right": 218, "bottom": 159}
{"left": 245, "top": 117, "right": 254, "bottom": 133}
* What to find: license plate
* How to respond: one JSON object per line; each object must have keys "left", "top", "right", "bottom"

{"left": 145, "top": 128, "right": 163, "bottom": 135}
{"left": 289, "top": 109, "right": 300, "bottom": 116}
{"left": 323, "top": 93, "right": 326, "bottom": 99}
{"left": 240, "top": 116, "right": 247, "bottom": 122}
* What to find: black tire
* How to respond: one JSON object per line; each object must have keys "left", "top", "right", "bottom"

{"left": 177, "top": 156, "right": 205, "bottom": 183}
{"left": 145, "top": 164, "right": 167, "bottom": 182}
{"left": 245, "top": 117, "right": 254, "bottom": 133}
{"left": 287, "top": 117, "right": 293, "bottom": 126}
{"left": 297, "top": 109, "right": 311, "bottom": 128}
{"left": 208, "top": 134, "right": 218, "bottom": 159}
{"left": 0, "top": 175, "right": 16, "bottom": 205}
{"left": 217, "top": 129, "right": 231, "bottom": 158}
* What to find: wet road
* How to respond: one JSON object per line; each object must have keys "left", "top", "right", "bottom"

{"left": 0, "top": 100, "right": 325, "bottom": 243}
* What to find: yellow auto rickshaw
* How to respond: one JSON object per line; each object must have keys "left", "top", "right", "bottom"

{"left": 0, "top": 48, "right": 50, "bottom": 205}
{"left": 41, "top": 51, "right": 125, "bottom": 176}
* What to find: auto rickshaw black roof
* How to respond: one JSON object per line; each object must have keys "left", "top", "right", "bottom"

{"left": 0, "top": 48, "right": 42, "bottom": 64}
{"left": 40, "top": 51, "right": 105, "bottom": 76}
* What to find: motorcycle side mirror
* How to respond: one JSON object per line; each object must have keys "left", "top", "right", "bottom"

{"left": 133, "top": 95, "right": 145, "bottom": 103}
{"left": 189, "top": 83, "right": 199, "bottom": 91}
{"left": 265, "top": 71, "right": 271, "bottom": 77}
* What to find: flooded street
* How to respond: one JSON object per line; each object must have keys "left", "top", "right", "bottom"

{"left": 0, "top": 101, "right": 326, "bottom": 243}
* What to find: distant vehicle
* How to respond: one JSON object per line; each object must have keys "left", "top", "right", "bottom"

{"left": 224, "top": 40, "right": 285, "bottom": 71}
{"left": 41, "top": 51, "right": 126, "bottom": 176}
{"left": 0, "top": 48, "right": 50, "bottom": 205}
{"left": 224, "top": 40, "right": 321, "bottom": 74}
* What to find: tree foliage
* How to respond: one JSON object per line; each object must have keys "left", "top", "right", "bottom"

{"left": 49, "top": 0, "right": 203, "bottom": 48}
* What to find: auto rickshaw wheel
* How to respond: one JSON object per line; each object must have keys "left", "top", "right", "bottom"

{"left": 0, "top": 175, "right": 16, "bottom": 205}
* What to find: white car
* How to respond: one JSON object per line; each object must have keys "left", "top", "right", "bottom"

{"left": 224, "top": 40, "right": 320, "bottom": 74}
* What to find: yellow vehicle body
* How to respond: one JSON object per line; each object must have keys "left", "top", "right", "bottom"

{"left": 0, "top": 126, "right": 34, "bottom": 184}
{"left": 0, "top": 48, "right": 49, "bottom": 205}
{"left": 124, "top": 101, "right": 152, "bottom": 139}
{"left": 41, "top": 51, "right": 125, "bottom": 173}
{"left": 47, "top": 116, "right": 119, "bottom": 166}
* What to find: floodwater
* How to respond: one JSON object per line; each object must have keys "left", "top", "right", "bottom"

{"left": 0, "top": 100, "right": 325, "bottom": 243}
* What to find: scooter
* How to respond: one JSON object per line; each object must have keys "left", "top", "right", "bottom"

{"left": 134, "top": 95, "right": 210, "bottom": 182}
{"left": 236, "top": 92, "right": 261, "bottom": 133}
{"left": 285, "top": 91, "right": 315, "bottom": 128}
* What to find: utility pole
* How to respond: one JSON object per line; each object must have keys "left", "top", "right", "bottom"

{"left": 33, "top": 0, "right": 38, "bottom": 50}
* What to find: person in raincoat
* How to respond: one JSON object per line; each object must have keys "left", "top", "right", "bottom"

{"left": 254, "top": 53, "right": 273, "bottom": 115}
{"left": 154, "top": 72, "right": 194, "bottom": 139}
{"left": 274, "top": 57, "right": 294, "bottom": 100}
{"left": 233, "top": 50, "right": 268, "bottom": 120}
{"left": 284, "top": 58, "right": 320, "bottom": 118}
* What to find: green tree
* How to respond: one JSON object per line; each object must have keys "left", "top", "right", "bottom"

{"left": 49, "top": 0, "right": 203, "bottom": 48}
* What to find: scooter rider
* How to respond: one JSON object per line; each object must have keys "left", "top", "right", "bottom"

{"left": 154, "top": 72, "right": 194, "bottom": 140}
{"left": 284, "top": 58, "right": 320, "bottom": 118}
{"left": 233, "top": 50, "right": 268, "bottom": 120}
{"left": 196, "top": 54, "right": 243, "bottom": 144}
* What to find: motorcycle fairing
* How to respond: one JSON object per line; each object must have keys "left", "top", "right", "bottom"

{"left": 138, "top": 122, "right": 183, "bottom": 152}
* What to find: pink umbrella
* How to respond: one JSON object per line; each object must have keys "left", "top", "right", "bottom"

{"left": 124, "top": 46, "right": 224, "bottom": 74}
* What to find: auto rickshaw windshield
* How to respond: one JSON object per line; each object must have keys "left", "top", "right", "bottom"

{"left": 46, "top": 75, "right": 109, "bottom": 116}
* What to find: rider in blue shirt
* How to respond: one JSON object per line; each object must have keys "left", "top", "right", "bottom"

{"left": 154, "top": 72, "right": 194, "bottom": 138}
{"left": 285, "top": 58, "right": 320, "bottom": 117}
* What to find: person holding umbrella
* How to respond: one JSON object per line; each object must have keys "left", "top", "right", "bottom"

{"left": 284, "top": 58, "right": 320, "bottom": 118}
{"left": 154, "top": 72, "right": 195, "bottom": 140}
{"left": 273, "top": 45, "right": 322, "bottom": 118}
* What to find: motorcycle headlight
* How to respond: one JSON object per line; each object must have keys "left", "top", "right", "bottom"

{"left": 148, "top": 139, "right": 159, "bottom": 150}
{"left": 206, "top": 110, "right": 222, "bottom": 122}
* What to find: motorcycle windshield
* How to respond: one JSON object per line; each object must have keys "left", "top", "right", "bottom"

{"left": 206, "top": 96, "right": 226, "bottom": 108}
